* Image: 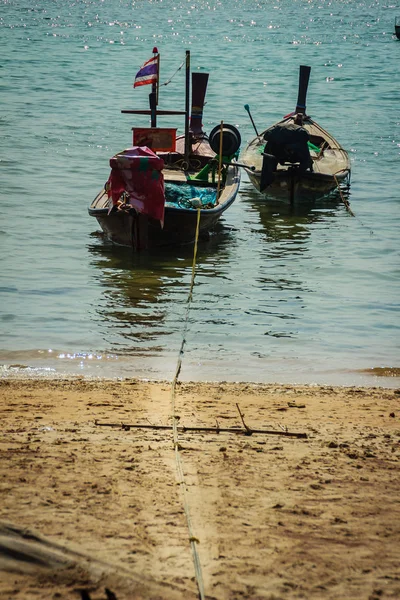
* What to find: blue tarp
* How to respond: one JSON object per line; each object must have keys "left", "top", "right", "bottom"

{"left": 165, "top": 183, "right": 217, "bottom": 210}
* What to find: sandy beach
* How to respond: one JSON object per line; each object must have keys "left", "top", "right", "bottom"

{"left": 0, "top": 376, "right": 399, "bottom": 600}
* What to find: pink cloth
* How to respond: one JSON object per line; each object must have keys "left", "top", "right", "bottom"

{"left": 107, "top": 146, "right": 165, "bottom": 224}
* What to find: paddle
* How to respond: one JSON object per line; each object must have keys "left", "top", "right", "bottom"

{"left": 190, "top": 72, "right": 209, "bottom": 135}
{"left": 244, "top": 104, "right": 259, "bottom": 136}
{"left": 295, "top": 65, "right": 311, "bottom": 115}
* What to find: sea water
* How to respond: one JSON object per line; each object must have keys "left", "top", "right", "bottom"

{"left": 1, "top": 0, "right": 399, "bottom": 387}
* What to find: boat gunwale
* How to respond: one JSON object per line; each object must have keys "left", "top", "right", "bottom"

{"left": 88, "top": 165, "right": 240, "bottom": 218}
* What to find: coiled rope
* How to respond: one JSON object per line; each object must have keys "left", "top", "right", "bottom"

{"left": 169, "top": 207, "right": 205, "bottom": 600}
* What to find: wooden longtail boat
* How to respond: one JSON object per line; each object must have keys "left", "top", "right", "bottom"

{"left": 241, "top": 66, "right": 351, "bottom": 203}
{"left": 395, "top": 17, "right": 400, "bottom": 40}
{"left": 89, "top": 49, "right": 241, "bottom": 249}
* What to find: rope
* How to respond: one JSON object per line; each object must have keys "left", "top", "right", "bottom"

{"left": 160, "top": 60, "right": 185, "bottom": 87}
{"left": 333, "top": 173, "right": 355, "bottom": 216}
{"left": 170, "top": 208, "right": 205, "bottom": 600}
{"left": 333, "top": 173, "right": 374, "bottom": 234}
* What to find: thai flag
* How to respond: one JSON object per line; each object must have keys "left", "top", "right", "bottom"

{"left": 133, "top": 55, "right": 158, "bottom": 88}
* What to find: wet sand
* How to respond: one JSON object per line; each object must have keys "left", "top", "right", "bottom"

{"left": 0, "top": 377, "right": 399, "bottom": 599}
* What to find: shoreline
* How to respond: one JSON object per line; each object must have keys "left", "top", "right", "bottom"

{"left": 1, "top": 377, "right": 399, "bottom": 599}
{"left": 1, "top": 361, "right": 400, "bottom": 390}
{"left": 1, "top": 351, "right": 400, "bottom": 391}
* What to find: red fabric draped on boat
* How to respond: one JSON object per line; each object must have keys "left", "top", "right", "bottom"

{"left": 107, "top": 146, "right": 165, "bottom": 225}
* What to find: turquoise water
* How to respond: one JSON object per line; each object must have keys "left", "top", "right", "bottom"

{"left": 1, "top": 0, "right": 399, "bottom": 387}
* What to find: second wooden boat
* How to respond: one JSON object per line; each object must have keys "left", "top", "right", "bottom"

{"left": 241, "top": 66, "right": 351, "bottom": 203}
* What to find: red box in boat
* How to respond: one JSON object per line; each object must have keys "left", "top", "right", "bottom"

{"left": 132, "top": 127, "right": 177, "bottom": 152}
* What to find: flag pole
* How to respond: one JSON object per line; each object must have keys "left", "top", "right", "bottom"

{"left": 150, "top": 46, "right": 159, "bottom": 127}
{"left": 155, "top": 48, "right": 160, "bottom": 106}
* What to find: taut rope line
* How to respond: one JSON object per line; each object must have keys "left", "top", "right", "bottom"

{"left": 170, "top": 207, "right": 205, "bottom": 600}
{"left": 160, "top": 60, "right": 185, "bottom": 87}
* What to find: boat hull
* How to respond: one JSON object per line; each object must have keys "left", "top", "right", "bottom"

{"left": 241, "top": 117, "right": 351, "bottom": 202}
{"left": 245, "top": 163, "right": 350, "bottom": 202}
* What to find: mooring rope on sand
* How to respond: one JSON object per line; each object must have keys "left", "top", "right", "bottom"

{"left": 169, "top": 207, "right": 206, "bottom": 600}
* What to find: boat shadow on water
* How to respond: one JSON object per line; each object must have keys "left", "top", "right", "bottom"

{"left": 240, "top": 182, "right": 351, "bottom": 246}
{"left": 86, "top": 226, "right": 237, "bottom": 354}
